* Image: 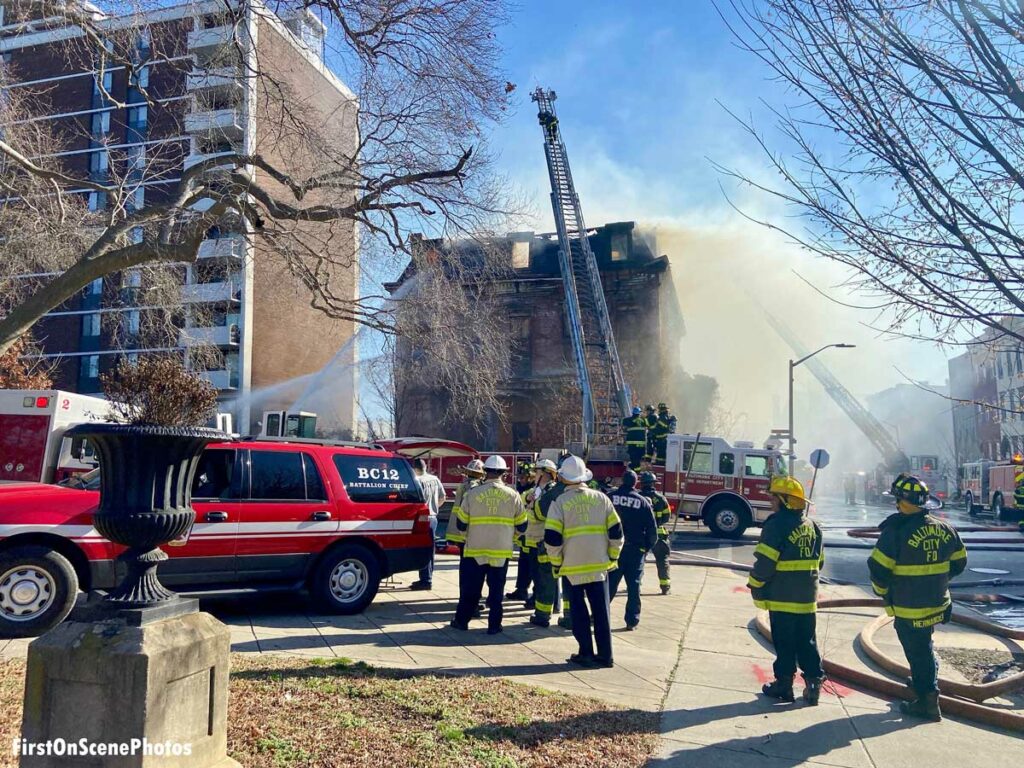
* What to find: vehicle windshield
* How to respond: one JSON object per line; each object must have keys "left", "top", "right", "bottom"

{"left": 59, "top": 468, "right": 101, "bottom": 491}
{"left": 773, "top": 454, "right": 788, "bottom": 476}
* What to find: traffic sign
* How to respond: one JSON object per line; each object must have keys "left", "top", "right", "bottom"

{"left": 809, "top": 449, "right": 830, "bottom": 469}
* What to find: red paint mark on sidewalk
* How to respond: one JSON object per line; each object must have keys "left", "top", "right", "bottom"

{"left": 732, "top": 586, "right": 749, "bottom": 594}
{"left": 751, "top": 663, "right": 772, "bottom": 684}
{"left": 823, "top": 679, "right": 854, "bottom": 699}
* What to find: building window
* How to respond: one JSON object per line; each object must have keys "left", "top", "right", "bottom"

{"left": 511, "top": 241, "right": 530, "bottom": 269}
{"left": 81, "top": 313, "right": 101, "bottom": 337}
{"left": 610, "top": 231, "right": 628, "bottom": 262}
{"left": 997, "top": 354, "right": 1004, "bottom": 378}
{"left": 87, "top": 278, "right": 103, "bottom": 296}
{"left": 90, "top": 111, "right": 110, "bottom": 136}
{"left": 80, "top": 354, "right": 100, "bottom": 380}
{"left": 125, "top": 310, "right": 140, "bottom": 336}
{"left": 88, "top": 150, "right": 109, "bottom": 180}
{"left": 88, "top": 191, "right": 108, "bottom": 211}
{"left": 126, "top": 105, "right": 148, "bottom": 131}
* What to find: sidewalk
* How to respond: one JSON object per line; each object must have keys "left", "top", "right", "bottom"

{"left": 653, "top": 566, "right": 1023, "bottom": 768}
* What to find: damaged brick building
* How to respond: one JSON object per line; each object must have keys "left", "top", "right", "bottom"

{"left": 386, "top": 221, "right": 687, "bottom": 451}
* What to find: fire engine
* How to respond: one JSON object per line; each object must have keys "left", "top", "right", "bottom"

{"left": 962, "top": 455, "right": 1023, "bottom": 516}
{"left": 0, "top": 390, "right": 110, "bottom": 484}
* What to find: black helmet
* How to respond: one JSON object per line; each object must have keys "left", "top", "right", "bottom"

{"left": 639, "top": 471, "right": 657, "bottom": 489}
{"left": 644, "top": 404, "right": 655, "bottom": 412}
{"left": 891, "top": 474, "right": 929, "bottom": 506}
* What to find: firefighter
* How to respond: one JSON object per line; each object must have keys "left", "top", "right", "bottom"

{"left": 528, "top": 459, "right": 563, "bottom": 626}
{"left": 450, "top": 455, "right": 527, "bottom": 634}
{"left": 507, "top": 463, "right": 538, "bottom": 601}
{"left": 445, "top": 460, "right": 486, "bottom": 546}
{"left": 622, "top": 407, "right": 648, "bottom": 469}
{"left": 638, "top": 471, "right": 672, "bottom": 594}
{"left": 868, "top": 475, "right": 967, "bottom": 721}
{"left": 1014, "top": 470, "right": 1024, "bottom": 512}
{"left": 650, "top": 403, "right": 675, "bottom": 465}
{"left": 608, "top": 470, "right": 658, "bottom": 629}
{"left": 642, "top": 404, "right": 658, "bottom": 462}
{"left": 749, "top": 476, "right": 826, "bottom": 705}
{"left": 545, "top": 455, "right": 623, "bottom": 667}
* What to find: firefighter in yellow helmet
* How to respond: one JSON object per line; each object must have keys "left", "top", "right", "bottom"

{"left": 748, "top": 475, "right": 826, "bottom": 705}
{"left": 868, "top": 474, "right": 967, "bottom": 721}
{"left": 1014, "top": 470, "right": 1024, "bottom": 513}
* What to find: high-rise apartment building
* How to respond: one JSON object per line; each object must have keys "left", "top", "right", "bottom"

{"left": 0, "top": 0, "right": 358, "bottom": 434}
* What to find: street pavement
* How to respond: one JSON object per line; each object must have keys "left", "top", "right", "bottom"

{"left": 3, "top": 501, "right": 1022, "bottom": 765}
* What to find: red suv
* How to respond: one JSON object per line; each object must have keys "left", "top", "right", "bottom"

{"left": 0, "top": 439, "right": 434, "bottom": 637}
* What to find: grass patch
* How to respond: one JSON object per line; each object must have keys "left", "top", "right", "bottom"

{"left": 0, "top": 654, "right": 657, "bottom": 768}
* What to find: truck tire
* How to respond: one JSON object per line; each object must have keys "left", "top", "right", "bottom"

{"left": 992, "top": 493, "right": 1004, "bottom": 518}
{"left": 311, "top": 543, "right": 380, "bottom": 615}
{"left": 705, "top": 501, "right": 750, "bottom": 539}
{"left": 965, "top": 491, "right": 977, "bottom": 516}
{"left": 0, "top": 546, "right": 78, "bottom": 638}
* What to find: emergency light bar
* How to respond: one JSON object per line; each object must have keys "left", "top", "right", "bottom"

{"left": 22, "top": 396, "right": 49, "bottom": 408}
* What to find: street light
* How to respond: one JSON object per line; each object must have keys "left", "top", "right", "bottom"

{"left": 788, "top": 343, "right": 856, "bottom": 476}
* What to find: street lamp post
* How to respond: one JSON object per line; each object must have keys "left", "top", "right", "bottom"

{"left": 788, "top": 343, "right": 856, "bottom": 476}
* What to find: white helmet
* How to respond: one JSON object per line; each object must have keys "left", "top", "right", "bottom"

{"left": 535, "top": 458, "right": 557, "bottom": 474}
{"left": 483, "top": 454, "right": 508, "bottom": 472}
{"left": 460, "top": 459, "right": 485, "bottom": 478}
{"left": 558, "top": 455, "right": 592, "bottom": 484}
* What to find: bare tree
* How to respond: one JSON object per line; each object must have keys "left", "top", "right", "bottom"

{"left": 717, "top": 1, "right": 1024, "bottom": 346}
{"left": 101, "top": 355, "right": 219, "bottom": 426}
{"left": 0, "top": 0, "right": 513, "bottom": 358}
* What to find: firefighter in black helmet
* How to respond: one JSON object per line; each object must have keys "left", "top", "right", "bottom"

{"left": 638, "top": 471, "right": 672, "bottom": 594}
{"left": 868, "top": 474, "right": 967, "bottom": 721}
{"left": 649, "top": 403, "right": 675, "bottom": 465}
{"left": 642, "top": 405, "right": 657, "bottom": 463}
{"left": 622, "top": 407, "right": 648, "bottom": 469}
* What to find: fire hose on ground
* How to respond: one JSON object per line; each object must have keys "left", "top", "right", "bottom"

{"left": 666, "top": 555, "right": 1024, "bottom": 732}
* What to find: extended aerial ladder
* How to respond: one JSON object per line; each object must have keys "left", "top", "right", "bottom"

{"left": 763, "top": 311, "right": 911, "bottom": 473}
{"left": 531, "top": 88, "right": 631, "bottom": 455}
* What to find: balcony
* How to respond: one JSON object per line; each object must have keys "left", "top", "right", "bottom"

{"left": 183, "top": 150, "right": 236, "bottom": 173}
{"left": 197, "top": 235, "right": 245, "bottom": 260}
{"left": 182, "top": 280, "right": 241, "bottom": 304}
{"left": 197, "top": 369, "right": 237, "bottom": 391}
{"left": 186, "top": 66, "right": 243, "bottom": 99}
{"left": 184, "top": 108, "right": 244, "bottom": 140}
{"left": 178, "top": 324, "right": 240, "bottom": 348}
{"left": 187, "top": 24, "right": 234, "bottom": 58}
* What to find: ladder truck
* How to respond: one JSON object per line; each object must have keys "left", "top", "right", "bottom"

{"left": 532, "top": 88, "right": 631, "bottom": 457}
{"left": 762, "top": 311, "right": 910, "bottom": 475}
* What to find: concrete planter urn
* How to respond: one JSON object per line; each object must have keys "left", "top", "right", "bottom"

{"left": 64, "top": 423, "right": 226, "bottom": 607}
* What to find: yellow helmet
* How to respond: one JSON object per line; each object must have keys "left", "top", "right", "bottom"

{"left": 768, "top": 475, "right": 807, "bottom": 511}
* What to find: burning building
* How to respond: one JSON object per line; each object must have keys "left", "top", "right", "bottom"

{"left": 385, "top": 221, "right": 688, "bottom": 451}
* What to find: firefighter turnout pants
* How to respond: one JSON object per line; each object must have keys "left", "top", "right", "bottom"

{"left": 513, "top": 543, "right": 534, "bottom": 595}
{"left": 532, "top": 548, "right": 561, "bottom": 623}
{"left": 895, "top": 618, "right": 939, "bottom": 695}
{"left": 567, "top": 579, "right": 613, "bottom": 662}
{"left": 653, "top": 538, "right": 671, "bottom": 591}
{"left": 455, "top": 558, "right": 509, "bottom": 632}
{"left": 608, "top": 545, "right": 645, "bottom": 627}
{"left": 768, "top": 611, "right": 823, "bottom": 682}
{"left": 627, "top": 445, "right": 646, "bottom": 469}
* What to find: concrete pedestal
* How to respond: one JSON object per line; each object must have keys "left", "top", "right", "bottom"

{"left": 19, "top": 611, "right": 239, "bottom": 767}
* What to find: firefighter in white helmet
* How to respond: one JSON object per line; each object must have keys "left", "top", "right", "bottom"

{"left": 450, "top": 455, "right": 527, "bottom": 634}
{"left": 445, "top": 459, "right": 485, "bottom": 546}
{"left": 544, "top": 455, "right": 623, "bottom": 667}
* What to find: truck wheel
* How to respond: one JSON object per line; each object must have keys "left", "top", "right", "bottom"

{"left": 0, "top": 546, "right": 78, "bottom": 638}
{"left": 965, "top": 491, "right": 977, "bottom": 516}
{"left": 311, "top": 543, "right": 380, "bottom": 615}
{"left": 705, "top": 502, "right": 749, "bottom": 539}
{"left": 993, "top": 493, "right": 1004, "bottom": 518}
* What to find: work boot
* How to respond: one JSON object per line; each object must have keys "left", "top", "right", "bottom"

{"left": 557, "top": 615, "right": 573, "bottom": 630}
{"left": 762, "top": 678, "right": 796, "bottom": 703}
{"left": 660, "top": 585, "right": 671, "bottom": 595}
{"left": 505, "top": 589, "right": 528, "bottom": 601}
{"left": 899, "top": 691, "right": 942, "bottom": 722}
{"left": 528, "top": 614, "right": 550, "bottom": 628}
{"left": 524, "top": 597, "right": 536, "bottom": 610}
{"left": 802, "top": 676, "right": 825, "bottom": 706}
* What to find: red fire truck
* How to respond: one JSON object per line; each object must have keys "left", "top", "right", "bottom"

{"left": 962, "top": 457, "right": 1023, "bottom": 516}
{"left": 0, "top": 390, "right": 110, "bottom": 484}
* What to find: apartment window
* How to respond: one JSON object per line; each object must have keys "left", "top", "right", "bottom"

{"left": 88, "top": 150, "right": 109, "bottom": 179}
{"left": 92, "top": 69, "right": 113, "bottom": 107}
{"left": 87, "top": 278, "right": 103, "bottom": 296}
{"left": 88, "top": 191, "right": 108, "bottom": 211}
{"left": 125, "top": 310, "right": 140, "bottom": 336}
{"left": 127, "top": 105, "right": 148, "bottom": 131}
{"left": 80, "top": 355, "right": 100, "bottom": 380}
{"left": 125, "top": 270, "right": 142, "bottom": 288}
{"left": 90, "top": 111, "right": 110, "bottom": 135}
{"left": 610, "top": 231, "right": 629, "bottom": 262}
{"left": 126, "top": 144, "right": 145, "bottom": 174}
{"left": 81, "top": 313, "right": 101, "bottom": 337}
{"left": 511, "top": 241, "right": 530, "bottom": 269}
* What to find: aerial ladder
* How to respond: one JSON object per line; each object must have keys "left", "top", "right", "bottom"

{"left": 763, "top": 311, "right": 911, "bottom": 473}
{"left": 531, "top": 88, "right": 631, "bottom": 456}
